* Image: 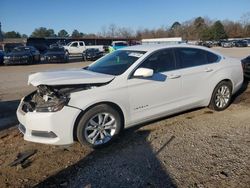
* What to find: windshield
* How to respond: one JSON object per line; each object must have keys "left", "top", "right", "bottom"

{"left": 85, "top": 50, "right": 146, "bottom": 75}
{"left": 114, "top": 42, "right": 128, "bottom": 46}
{"left": 12, "top": 47, "right": 30, "bottom": 52}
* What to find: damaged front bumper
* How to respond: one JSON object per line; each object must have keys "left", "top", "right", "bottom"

{"left": 16, "top": 81, "right": 108, "bottom": 145}
{"left": 16, "top": 96, "right": 81, "bottom": 145}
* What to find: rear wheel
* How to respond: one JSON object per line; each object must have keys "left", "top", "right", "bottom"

{"left": 82, "top": 55, "right": 86, "bottom": 61}
{"left": 209, "top": 81, "right": 232, "bottom": 111}
{"left": 77, "top": 104, "right": 122, "bottom": 148}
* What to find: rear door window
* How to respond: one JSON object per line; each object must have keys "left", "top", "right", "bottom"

{"left": 175, "top": 48, "right": 207, "bottom": 69}
{"left": 207, "top": 52, "right": 220, "bottom": 63}
{"left": 175, "top": 48, "right": 220, "bottom": 69}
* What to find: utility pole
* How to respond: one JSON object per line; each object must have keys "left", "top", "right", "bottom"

{"left": 0, "top": 22, "right": 3, "bottom": 42}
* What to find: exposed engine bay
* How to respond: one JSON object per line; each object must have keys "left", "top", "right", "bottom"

{"left": 21, "top": 83, "right": 104, "bottom": 113}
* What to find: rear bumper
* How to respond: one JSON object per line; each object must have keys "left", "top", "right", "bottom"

{"left": 16, "top": 100, "right": 81, "bottom": 145}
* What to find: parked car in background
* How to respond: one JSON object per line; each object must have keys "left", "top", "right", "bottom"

{"left": 0, "top": 50, "right": 4, "bottom": 65}
{"left": 3, "top": 43, "right": 24, "bottom": 53}
{"left": 4, "top": 46, "right": 40, "bottom": 65}
{"left": 241, "top": 55, "right": 250, "bottom": 78}
{"left": 197, "top": 41, "right": 212, "bottom": 48}
{"left": 43, "top": 47, "right": 69, "bottom": 63}
{"left": 17, "top": 44, "right": 243, "bottom": 148}
{"left": 103, "top": 45, "right": 109, "bottom": 53}
{"left": 234, "top": 40, "right": 248, "bottom": 47}
{"left": 112, "top": 41, "right": 128, "bottom": 50}
{"left": 63, "top": 41, "right": 104, "bottom": 55}
{"left": 63, "top": 41, "right": 86, "bottom": 55}
{"left": 244, "top": 39, "right": 250, "bottom": 47}
{"left": 221, "top": 41, "right": 233, "bottom": 48}
{"left": 26, "top": 43, "right": 48, "bottom": 54}
{"left": 49, "top": 41, "right": 67, "bottom": 48}
{"left": 82, "top": 48, "right": 104, "bottom": 61}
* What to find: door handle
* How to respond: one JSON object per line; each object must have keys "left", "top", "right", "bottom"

{"left": 168, "top": 74, "right": 181, "bottom": 79}
{"left": 205, "top": 68, "right": 213, "bottom": 72}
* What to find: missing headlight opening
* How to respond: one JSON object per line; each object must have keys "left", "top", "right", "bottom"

{"left": 22, "top": 83, "right": 104, "bottom": 113}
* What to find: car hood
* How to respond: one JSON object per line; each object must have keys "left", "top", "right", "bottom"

{"left": 7, "top": 52, "right": 30, "bottom": 57}
{"left": 28, "top": 69, "right": 115, "bottom": 86}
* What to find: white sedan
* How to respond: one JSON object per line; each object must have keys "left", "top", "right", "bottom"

{"left": 17, "top": 44, "right": 243, "bottom": 148}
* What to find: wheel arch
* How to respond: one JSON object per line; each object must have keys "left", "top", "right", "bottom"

{"left": 213, "top": 78, "right": 233, "bottom": 92}
{"left": 208, "top": 78, "right": 233, "bottom": 105}
{"left": 73, "top": 101, "right": 125, "bottom": 141}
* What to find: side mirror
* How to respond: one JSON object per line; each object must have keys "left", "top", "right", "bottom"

{"left": 133, "top": 68, "right": 154, "bottom": 78}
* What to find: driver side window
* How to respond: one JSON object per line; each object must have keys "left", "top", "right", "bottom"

{"left": 139, "top": 49, "right": 176, "bottom": 73}
{"left": 71, "top": 42, "right": 78, "bottom": 47}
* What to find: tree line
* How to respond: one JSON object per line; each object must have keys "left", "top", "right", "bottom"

{"left": 2, "top": 13, "right": 250, "bottom": 41}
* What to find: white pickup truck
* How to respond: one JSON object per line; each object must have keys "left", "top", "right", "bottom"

{"left": 63, "top": 41, "right": 104, "bottom": 55}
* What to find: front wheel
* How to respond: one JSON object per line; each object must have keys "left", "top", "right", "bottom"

{"left": 209, "top": 81, "right": 232, "bottom": 111}
{"left": 76, "top": 104, "right": 122, "bottom": 148}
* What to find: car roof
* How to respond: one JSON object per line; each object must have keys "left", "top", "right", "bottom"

{"left": 123, "top": 44, "right": 218, "bottom": 53}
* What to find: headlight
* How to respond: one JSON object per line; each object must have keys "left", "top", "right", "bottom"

{"left": 22, "top": 56, "right": 28, "bottom": 59}
{"left": 21, "top": 89, "right": 70, "bottom": 113}
{"left": 4, "top": 56, "right": 10, "bottom": 59}
{"left": 35, "top": 98, "right": 69, "bottom": 112}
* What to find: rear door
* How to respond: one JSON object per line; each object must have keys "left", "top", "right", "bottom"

{"left": 174, "top": 47, "right": 221, "bottom": 106}
{"left": 79, "top": 42, "right": 86, "bottom": 53}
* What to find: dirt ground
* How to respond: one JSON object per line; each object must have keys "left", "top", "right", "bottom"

{"left": 0, "top": 48, "right": 249, "bottom": 188}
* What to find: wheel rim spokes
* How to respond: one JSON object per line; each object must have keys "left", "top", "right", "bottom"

{"left": 85, "top": 113, "right": 117, "bottom": 145}
{"left": 215, "top": 85, "right": 230, "bottom": 108}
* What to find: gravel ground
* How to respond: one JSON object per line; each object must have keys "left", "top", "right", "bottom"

{"left": 0, "top": 48, "right": 249, "bottom": 187}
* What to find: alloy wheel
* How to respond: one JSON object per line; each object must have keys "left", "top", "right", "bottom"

{"left": 215, "top": 85, "right": 230, "bottom": 108}
{"left": 84, "top": 113, "right": 117, "bottom": 146}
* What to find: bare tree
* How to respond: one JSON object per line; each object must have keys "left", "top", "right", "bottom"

{"left": 240, "top": 12, "right": 250, "bottom": 26}
{"left": 222, "top": 20, "right": 244, "bottom": 38}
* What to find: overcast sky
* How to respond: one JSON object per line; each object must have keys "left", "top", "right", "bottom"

{"left": 1, "top": 0, "right": 250, "bottom": 35}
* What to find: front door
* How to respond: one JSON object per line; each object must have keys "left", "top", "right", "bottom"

{"left": 70, "top": 42, "right": 79, "bottom": 54}
{"left": 127, "top": 49, "right": 182, "bottom": 124}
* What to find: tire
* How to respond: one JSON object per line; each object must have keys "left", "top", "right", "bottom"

{"left": 209, "top": 81, "right": 232, "bottom": 111}
{"left": 82, "top": 55, "right": 86, "bottom": 61}
{"left": 76, "top": 104, "right": 122, "bottom": 148}
{"left": 30, "top": 57, "right": 35, "bottom": 64}
{"left": 32, "top": 55, "right": 39, "bottom": 63}
{"left": 37, "top": 55, "right": 41, "bottom": 63}
{"left": 64, "top": 55, "right": 69, "bottom": 63}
